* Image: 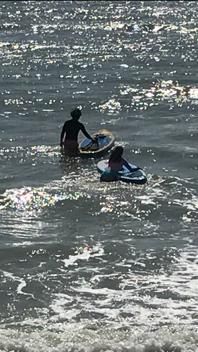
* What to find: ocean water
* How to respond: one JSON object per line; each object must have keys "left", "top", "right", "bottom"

{"left": 0, "top": 1, "right": 198, "bottom": 351}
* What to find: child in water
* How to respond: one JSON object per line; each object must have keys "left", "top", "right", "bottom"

{"left": 108, "top": 146, "right": 135, "bottom": 172}
{"left": 60, "top": 108, "right": 95, "bottom": 156}
{"left": 100, "top": 146, "right": 139, "bottom": 181}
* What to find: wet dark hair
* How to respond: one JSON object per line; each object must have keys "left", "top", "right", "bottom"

{"left": 109, "top": 146, "right": 124, "bottom": 162}
{"left": 71, "top": 108, "right": 82, "bottom": 120}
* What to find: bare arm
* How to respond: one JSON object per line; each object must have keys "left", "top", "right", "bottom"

{"left": 60, "top": 123, "right": 66, "bottom": 146}
{"left": 80, "top": 124, "right": 94, "bottom": 141}
{"left": 123, "top": 159, "right": 139, "bottom": 172}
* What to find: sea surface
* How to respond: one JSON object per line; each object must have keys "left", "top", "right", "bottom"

{"left": 0, "top": 1, "right": 198, "bottom": 351}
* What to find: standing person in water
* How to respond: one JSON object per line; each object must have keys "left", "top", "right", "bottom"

{"left": 108, "top": 146, "right": 135, "bottom": 172}
{"left": 60, "top": 108, "right": 95, "bottom": 156}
